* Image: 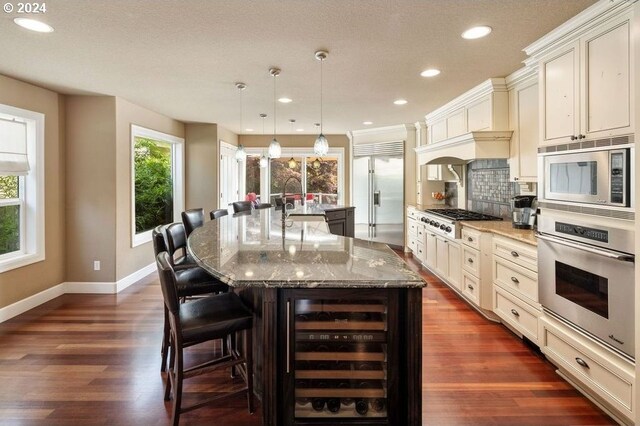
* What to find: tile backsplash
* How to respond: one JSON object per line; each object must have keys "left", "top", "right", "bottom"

{"left": 466, "top": 159, "right": 517, "bottom": 219}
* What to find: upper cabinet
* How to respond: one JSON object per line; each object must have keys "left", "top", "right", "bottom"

{"left": 506, "top": 67, "right": 539, "bottom": 182}
{"left": 425, "top": 78, "right": 509, "bottom": 145}
{"left": 525, "top": 0, "right": 635, "bottom": 146}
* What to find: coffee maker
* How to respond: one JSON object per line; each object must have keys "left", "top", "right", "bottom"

{"left": 511, "top": 195, "right": 537, "bottom": 229}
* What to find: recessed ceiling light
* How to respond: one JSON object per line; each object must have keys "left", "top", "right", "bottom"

{"left": 420, "top": 69, "right": 441, "bottom": 77}
{"left": 363, "top": 121, "right": 373, "bottom": 125}
{"left": 245, "top": 128, "right": 254, "bottom": 132}
{"left": 13, "top": 18, "right": 54, "bottom": 33}
{"left": 296, "top": 128, "right": 304, "bottom": 132}
{"left": 461, "top": 26, "right": 492, "bottom": 40}
{"left": 394, "top": 99, "right": 408, "bottom": 105}
{"left": 278, "top": 97, "right": 292, "bottom": 103}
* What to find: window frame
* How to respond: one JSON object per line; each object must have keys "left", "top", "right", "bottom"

{"left": 130, "top": 125, "right": 184, "bottom": 247}
{"left": 0, "top": 104, "right": 45, "bottom": 273}
{"left": 243, "top": 147, "right": 344, "bottom": 205}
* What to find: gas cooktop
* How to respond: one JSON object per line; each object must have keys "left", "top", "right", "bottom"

{"left": 423, "top": 208, "right": 503, "bottom": 222}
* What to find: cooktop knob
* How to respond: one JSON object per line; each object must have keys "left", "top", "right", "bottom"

{"left": 434, "top": 222, "right": 440, "bottom": 228}
{"left": 439, "top": 224, "right": 446, "bottom": 230}
{"left": 445, "top": 226, "right": 452, "bottom": 233}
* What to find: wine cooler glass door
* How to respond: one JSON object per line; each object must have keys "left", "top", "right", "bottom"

{"left": 292, "top": 297, "right": 389, "bottom": 420}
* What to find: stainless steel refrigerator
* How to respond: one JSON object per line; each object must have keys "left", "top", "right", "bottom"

{"left": 352, "top": 141, "right": 404, "bottom": 248}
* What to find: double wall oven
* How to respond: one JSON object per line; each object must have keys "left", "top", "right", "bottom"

{"left": 538, "top": 141, "right": 635, "bottom": 360}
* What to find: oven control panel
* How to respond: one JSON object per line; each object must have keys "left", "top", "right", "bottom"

{"left": 555, "top": 222, "right": 608, "bottom": 243}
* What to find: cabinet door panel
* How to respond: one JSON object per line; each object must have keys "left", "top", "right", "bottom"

{"left": 585, "top": 20, "right": 630, "bottom": 136}
{"left": 447, "top": 242, "right": 461, "bottom": 290}
{"left": 431, "top": 120, "right": 447, "bottom": 143}
{"left": 435, "top": 237, "right": 448, "bottom": 277}
{"left": 446, "top": 109, "right": 466, "bottom": 138}
{"left": 515, "top": 83, "right": 539, "bottom": 180}
{"left": 467, "top": 97, "right": 491, "bottom": 131}
{"left": 542, "top": 45, "right": 579, "bottom": 143}
{"left": 425, "top": 233, "right": 437, "bottom": 270}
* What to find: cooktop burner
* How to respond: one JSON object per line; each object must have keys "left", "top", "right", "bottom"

{"left": 423, "top": 208, "right": 503, "bottom": 222}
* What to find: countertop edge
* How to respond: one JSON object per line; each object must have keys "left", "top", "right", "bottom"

{"left": 460, "top": 221, "right": 538, "bottom": 246}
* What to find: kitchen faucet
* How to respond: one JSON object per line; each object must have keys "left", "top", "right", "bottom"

{"left": 281, "top": 176, "right": 302, "bottom": 228}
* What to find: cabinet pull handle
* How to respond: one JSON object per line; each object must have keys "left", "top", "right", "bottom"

{"left": 511, "top": 276, "right": 519, "bottom": 284}
{"left": 575, "top": 357, "right": 590, "bottom": 369}
{"left": 510, "top": 309, "right": 520, "bottom": 317}
{"left": 430, "top": 234, "right": 436, "bottom": 237}
{"left": 286, "top": 300, "right": 291, "bottom": 373}
{"left": 467, "top": 258, "right": 473, "bottom": 264}
{"left": 570, "top": 135, "right": 577, "bottom": 141}
{"left": 467, "top": 237, "right": 473, "bottom": 242}
{"left": 510, "top": 251, "right": 519, "bottom": 258}
{"left": 467, "top": 284, "right": 474, "bottom": 291}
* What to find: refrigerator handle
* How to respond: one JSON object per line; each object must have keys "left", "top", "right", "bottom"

{"left": 373, "top": 191, "right": 380, "bottom": 206}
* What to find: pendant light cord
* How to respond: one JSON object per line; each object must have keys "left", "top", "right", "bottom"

{"left": 273, "top": 74, "right": 277, "bottom": 138}
{"left": 320, "top": 57, "right": 323, "bottom": 134}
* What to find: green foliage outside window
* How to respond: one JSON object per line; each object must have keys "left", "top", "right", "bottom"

{"left": 134, "top": 137, "right": 173, "bottom": 234}
{"left": 0, "top": 175, "right": 20, "bottom": 255}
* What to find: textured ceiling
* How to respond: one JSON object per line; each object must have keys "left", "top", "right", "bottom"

{"left": 0, "top": 0, "right": 597, "bottom": 135}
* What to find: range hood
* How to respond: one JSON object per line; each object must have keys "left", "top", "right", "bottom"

{"left": 415, "top": 131, "right": 513, "bottom": 165}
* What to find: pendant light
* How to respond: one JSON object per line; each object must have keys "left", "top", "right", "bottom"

{"left": 268, "top": 67, "right": 282, "bottom": 158}
{"left": 259, "top": 113, "right": 268, "bottom": 168}
{"left": 314, "top": 50, "right": 329, "bottom": 157}
{"left": 287, "top": 119, "right": 297, "bottom": 169}
{"left": 235, "top": 82, "right": 248, "bottom": 161}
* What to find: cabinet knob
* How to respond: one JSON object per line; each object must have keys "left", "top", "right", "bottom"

{"left": 467, "top": 284, "right": 474, "bottom": 291}
{"left": 510, "top": 309, "right": 520, "bottom": 317}
{"left": 579, "top": 134, "right": 586, "bottom": 140}
{"left": 510, "top": 251, "right": 519, "bottom": 258}
{"left": 467, "top": 258, "right": 474, "bottom": 264}
{"left": 570, "top": 135, "right": 577, "bottom": 141}
{"left": 467, "top": 237, "right": 473, "bottom": 242}
{"left": 575, "top": 357, "right": 590, "bottom": 369}
{"left": 510, "top": 276, "right": 519, "bottom": 284}
{"left": 514, "top": 177, "right": 519, "bottom": 181}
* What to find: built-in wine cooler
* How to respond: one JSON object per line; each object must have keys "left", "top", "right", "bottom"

{"left": 282, "top": 289, "right": 400, "bottom": 425}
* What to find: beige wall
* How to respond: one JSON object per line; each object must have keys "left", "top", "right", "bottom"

{"left": 0, "top": 75, "right": 66, "bottom": 308}
{"left": 65, "top": 96, "right": 117, "bottom": 282}
{"left": 185, "top": 123, "right": 219, "bottom": 213}
{"left": 239, "top": 134, "right": 351, "bottom": 204}
{"left": 115, "top": 98, "right": 185, "bottom": 281}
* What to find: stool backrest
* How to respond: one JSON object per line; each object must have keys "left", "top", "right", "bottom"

{"left": 232, "top": 201, "right": 253, "bottom": 214}
{"left": 156, "top": 252, "right": 180, "bottom": 315}
{"left": 165, "top": 223, "right": 188, "bottom": 262}
{"left": 181, "top": 208, "right": 204, "bottom": 237}
{"left": 152, "top": 225, "right": 168, "bottom": 256}
{"left": 210, "top": 208, "right": 229, "bottom": 220}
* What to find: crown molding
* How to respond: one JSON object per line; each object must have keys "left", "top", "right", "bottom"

{"left": 505, "top": 65, "right": 538, "bottom": 89}
{"left": 425, "top": 78, "right": 507, "bottom": 124}
{"left": 349, "top": 123, "right": 414, "bottom": 145}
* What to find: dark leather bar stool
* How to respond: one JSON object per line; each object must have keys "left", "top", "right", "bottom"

{"left": 210, "top": 208, "right": 229, "bottom": 220}
{"left": 232, "top": 201, "right": 253, "bottom": 214}
{"left": 255, "top": 203, "right": 272, "bottom": 209}
{"left": 156, "top": 252, "right": 254, "bottom": 426}
{"left": 153, "top": 226, "right": 229, "bottom": 372}
{"left": 165, "top": 223, "right": 198, "bottom": 270}
{"left": 181, "top": 208, "right": 204, "bottom": 237}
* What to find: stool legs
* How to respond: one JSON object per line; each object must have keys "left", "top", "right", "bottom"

{"left": 161, "top": 307, "right": 170, "bottom": 372}
{"left": 245, "top": 328, "right": 254, "bottom": 414}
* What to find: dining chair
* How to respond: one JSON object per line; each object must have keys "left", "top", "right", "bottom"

{"left": 156, "top": 251, "right": 254, "bottom": 425}
{"left": 155, "top": 224, "right": 229, "bottom": 372}
{"left": 181, "top": 208, "right": 204, "bottom": 237}
{"left": 210, "top": 208, "right": 229, "bottom": 220}
{"left": 232, "top": 201, "right": 253, "bottom": 214}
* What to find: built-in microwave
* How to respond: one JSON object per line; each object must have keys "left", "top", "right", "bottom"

{"left": 543, "top": 147, "right": 631, "bottom": 207}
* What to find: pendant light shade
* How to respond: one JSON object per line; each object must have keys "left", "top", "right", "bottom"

{"left": 268, "top": 67, "right": 281, "bottom": 158}
{"left": 235, "top": 82, "right": 247, "bottom": 162}
{"left": 259, "top": 154, "right": 268, "bottom": 168}
{"left": 314, "top": 50, "right": 330, "bottom": 157}
{"left": 287, "top": 157, "right": 297, "bottom": 169}
{"left": 312, "top": 157, "right": 322, "bottom": 169}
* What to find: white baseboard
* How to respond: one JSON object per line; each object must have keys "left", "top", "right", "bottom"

{"left": 0, "top": 262, "right": 156, "bottom": 323}
{"left": 0, "top": 283, "right": 65, "bottom": 323}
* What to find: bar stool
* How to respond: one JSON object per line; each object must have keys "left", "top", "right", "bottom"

{"left": 210, "top": 209, "right": 229, "bottom": 220}
{"left": 153, "top": 226, "right": 229, "bottom": 372}
{"left": 156, "top": 252, "right": 254, "bottom": 426}
{"left": 232, "top": 201, "right": 253, "bottom": 214}
{"left": 181, "top": 208, "right": 204, "bottom": 237}
{"left": 255, "top": 203, "right": 272, "bottom": 209}
{"left": 165, "top": 223, "right": 198, "bottom": 270}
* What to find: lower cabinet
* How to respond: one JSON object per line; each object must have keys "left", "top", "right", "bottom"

{"left": 493, "top": 286, "right": 540, "bottom": 343}
{"left": 326, "top": 207, "right": 355, "bottom": 238}
{"left": 539, "top": 315, "right": 635, "bottom": 423}
{"left": 425, "top": 232, "right": 437, "bottom": 270}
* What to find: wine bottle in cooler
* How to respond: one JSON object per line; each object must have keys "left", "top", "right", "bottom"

{"left": 326, "top": 398, "right": 341, "bottom": 413}
{"left": 355, "top": 398, "right": 369, "bottom": 415}
{"left": 371, "top": 398, "right": 385, "bottom": 412}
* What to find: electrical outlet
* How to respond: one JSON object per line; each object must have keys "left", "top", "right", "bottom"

{"left": 93, "top": 260, "right": 101, "bottom": 271}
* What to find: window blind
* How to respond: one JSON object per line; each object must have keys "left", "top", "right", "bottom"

{"left": 0, "top": 118, "right": 29, "bottom": 175}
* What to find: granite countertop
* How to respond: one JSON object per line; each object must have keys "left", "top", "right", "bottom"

{"left": 188, "top": 208, "right": 425, "bottom": 289}
{"left": 460, "top": 221, "right": 538, "bottom": 246}
{"left": 284, "top": 204, "right": 352, "bottom": 217}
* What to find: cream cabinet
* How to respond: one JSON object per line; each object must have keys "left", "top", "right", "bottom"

{"left": 492, "top": 236, "right": 541, "bottom": 344}
{"left": 539, "top": 12, "right": 633, "bottom": 145}
{"left": 459, "top": 226, "right": 497, "bottom": 320}
{"left": 434, "top": 236, "right": 461, "bottom": 290}
{"left": 425, "top": 231, "right": 437, "bottom": 270}
{"left": 539, "top": 315, "right": 635, "bottom": 423}
{"left": 507, "top": 69, "right": 539, "bottom": 182}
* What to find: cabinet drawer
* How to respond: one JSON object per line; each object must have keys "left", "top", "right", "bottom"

{"left": 493, "top": 236, "right": 537, "bottom": 272}
{"left": 493, "top": 256, "right": 538, "bottom": 303}
{"left": 416, "top": 224, "right": 426, "bottom": 240}
{"left": 462, "top": 246, "right": 480, "bottom": 276}
{"left": 461, "top": 272, "right": 479, "bottom": 304}
{"left": 325, "top": 209, "right": 346, "bottom": 221}
{"left": 408, "top": 237, "right": 417, "bottom": 254}
{"left": 407, "top": 219, "right": 418, "bottom": 237}
{"left": 461, "top": 228, "right": 481, "bottom": 250}
{"left": 494, "top": 285, "right": 540, "bottom": 343}
{"left": 407, "top": 208, "right": 418, "bottom": 221}
{"left": 415, "top": 242, "right": 426, "bottom": 262}
{"left": 540, "top": 317, "right": 634, "bottom": 418}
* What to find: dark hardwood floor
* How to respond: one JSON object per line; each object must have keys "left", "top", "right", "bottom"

{"left": 0, "top": 254, "right": 616, "bottom": 425}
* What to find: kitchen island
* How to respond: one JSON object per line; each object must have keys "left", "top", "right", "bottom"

{"left": 188, "top": 207, "right": 425, "bottom": 426}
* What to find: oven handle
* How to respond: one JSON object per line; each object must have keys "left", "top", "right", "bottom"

{"left": 537, "top": 233, "right": 635, "bottom": 263}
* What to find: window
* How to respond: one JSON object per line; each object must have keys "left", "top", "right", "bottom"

{"left": 0, "top": 104, "right": 45, "bottom": 272}
{"left": 241, "top": 148, "right": 344, "bottom": 206}
{"left": 131, "top": 125, "right": 184, "bottom": 247}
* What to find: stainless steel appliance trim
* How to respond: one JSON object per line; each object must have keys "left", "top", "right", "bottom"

{"left": 353, "top": 140, "right": 404, "bottom": 157}
{"left": 536, "top": 233, "right": 635, "bottom": 262}
{"left": 537, "top": 201, "right": 635, "bottom": 220}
